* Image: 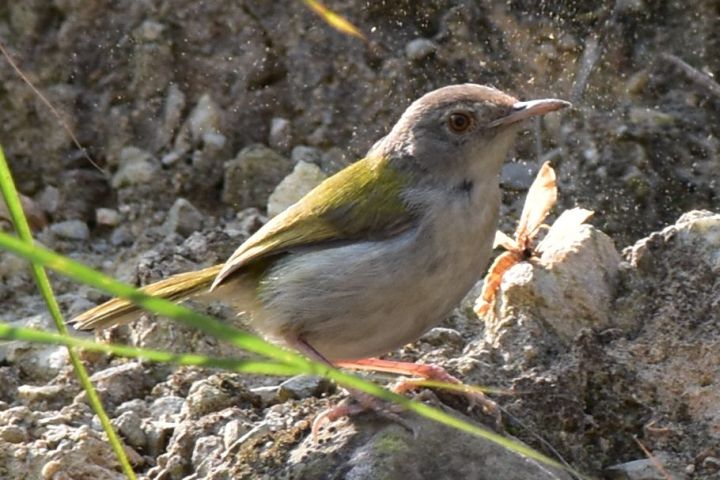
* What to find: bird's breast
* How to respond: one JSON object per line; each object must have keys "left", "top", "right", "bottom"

{"left": 250, "top": 183, "right": 501, "bottom": 361}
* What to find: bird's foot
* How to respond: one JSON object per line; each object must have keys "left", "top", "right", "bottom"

{"left": 337, "top": 358, "right": 502, "bottom": 428}
{"left": 311, "top": 390, "right": 415, "bottom": 439}
{"left": 391, "top": 370, "right": 501, "bottom": 428}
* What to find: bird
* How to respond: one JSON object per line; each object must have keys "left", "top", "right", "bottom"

{"left": 71, "top": 84, "right": 570, "bottom": 426}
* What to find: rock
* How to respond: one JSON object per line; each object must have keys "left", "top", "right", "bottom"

{"left": 150, "top": 395, "right": 185, "bottom": 421}
{"left": 269, "top": 117, "right": 292, "bottom": 152}
{"left": 181, "top": 374, "right": 258, "bottom": 418}
{"left": 85, "top": 362, "right": 154, "bottom": 408}
{"left": 17, "top": 384, "right": 67, "bottom": 405}
{"left": 0, "top": 425, "right": 28, "bottom": 443}
{"left": 37, "top": 185, "right": 61, "bottom": 215}
{"left": 222, "top": 418, "right": 252, "bottom": 449}
{"left": 405, "top": 38, "right": 438, "bottom": 61}
{"left": 221, "top": 144, "right": 293, "bottom": 210}
{"left": 420, "top": 327, "right": 464, "bottom": 347}
{"left": 614, "top": 210, "right": 720, "bottom": 434}
{"left": 188, "top": 94, "right": 222, "bottom": 143}
{"left": 113, "top": 411, "right": 146, "bottom": 450}
{"left": 266, "top": 160, "right": 327, "bottom": 217}
{"left": 95, "top": 208, "right": 120, "bottom": 227}
{"left": 482, "top": 222, "right": 621, "bottom": 344}
{"left": 0, "top": 315, "right": 69, "bottom": 381}
{"left": 288, "top": 414, "right": 571, "bottom": 479}
{"left": 50, "top": 219, "right": 90, "bottom": 240}
{"left": 111, "top": 146, "right": 159, "bottom": 188}
{"left": 291, "top": 145, "right": 323, "bottom": 166}
{"left": 0, "top": 193, "right": 47, "bottom": 232}
{"left": 277, "top": 375, "right": 334, "bottom": 401}
{"left": 191, "top": 435, "right": 224, "bottom": 475}
{"left": 250, "top": 385, "right": 280, "bottom": 405}
{"left": 158, "top": 83, "right": 185, "bottom": 146}
{"left": 163, "top": 198, "right": 204, "bottom": 237}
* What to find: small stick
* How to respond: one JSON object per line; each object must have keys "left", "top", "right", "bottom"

{"left": 0, "top": 39, "right": 107, "bottom": 175}
{"left": 660, "top": 53, "right": 720, "bottom": 99}
{"left": 633, "top": 436, "right": 674, "bottom": 480}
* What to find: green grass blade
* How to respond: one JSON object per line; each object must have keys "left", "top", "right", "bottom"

{"left": 0, "top": 322, "right": 302, "bottom": 376}
{"left": 0, "top": 230, "right": 577, "bottom": 475}
{"left": 0, "top": 145, "right": 137, "bottom": 479}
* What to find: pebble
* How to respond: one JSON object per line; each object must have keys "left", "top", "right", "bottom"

{"left": 405, "top": 38, "right": 438, "bottom": 61}
{"left": 95, "top": 208, "right": 120, "bottom": 226}
{"left": 50, "top": 220, "right": 89, "bottom": 240}
{"left": 291, "top": 145, "right": 323, "bottom": 166}
{"left": 188, "top": 94, "right": 221, "bottom": 142}
{"left": 0, "top": 425, "right": 28, "bottom": 443}
{"left": 267, "top": 160, "right": 327, "bottom": 217}
{"left": 269, "top": 117, "right": 292, "bottom": 152}
{"left": 277, "top": 375, "right": 334, "bottom": 401}
{"left": 163, "top": 198, "right": 204, "bottom": 237}
{"left": 420, "top": 327, "right": 464, "bottom": 347}
{"left": 111, "top": 146, "right": 159, "bottom": 188}
{"left": 222, "top": 144, "right": 293, "bottom": 209}
{"left": 113, "top": 411, "right": 146, "bottom": 449}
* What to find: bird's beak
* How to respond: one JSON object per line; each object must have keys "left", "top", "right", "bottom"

{"left": 488, "top": 98, "right": 571, "bottom": 128}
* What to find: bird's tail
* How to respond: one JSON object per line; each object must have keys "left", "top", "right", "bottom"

{"left": 70, "top": 264, "right": 224, "bottom": 330}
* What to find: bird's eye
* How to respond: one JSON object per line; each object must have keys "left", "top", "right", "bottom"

{"left": 448, "top": 112, "right": 473, "bottom": 133}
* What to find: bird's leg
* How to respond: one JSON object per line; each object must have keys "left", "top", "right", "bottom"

{"left": 284, "top": 337, "right": 409, "bottom": 437}
{"left": 335, "top": 357, "right": 501, "bottom": 426}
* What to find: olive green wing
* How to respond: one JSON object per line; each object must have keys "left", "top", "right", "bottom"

{"left": 211, "top": 156, "right": 414, "bottom": 289}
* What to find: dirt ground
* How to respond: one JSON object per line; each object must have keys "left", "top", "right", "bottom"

{"left": 1, "top": 1, "right": 719, "bottom": 479}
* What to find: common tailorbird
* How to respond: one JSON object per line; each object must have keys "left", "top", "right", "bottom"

{"left": 72, "top": 84, "right": 570, "bottom": 426}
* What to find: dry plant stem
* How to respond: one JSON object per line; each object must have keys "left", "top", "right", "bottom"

{"left": 0, "top": 39, "right": 106, "bottom": 175}
{"left": 633, "top": 436, "right": 673, "bottom": 480}
{"left": 660, "top": 53, "right": 720, "bottom": 99}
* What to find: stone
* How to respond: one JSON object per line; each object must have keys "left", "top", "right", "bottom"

{"left": 221, "top": 144, "right": 293, "bottom": 210}
{"left": 483, "top": 222, "right": 622, "bottom": 344}
{"left": 50, "top": 219, "right": 90, "bottom": 240}
{"left": 268, "top": 117, "right": 292, "bottom": 152}
{"left": 85, "top": 362, "right": 154, "bottom": 408}
{"left": 290, "top": 145, "right": 323, "bottom": 166}
{"left": 111, "top": 146, "right": 159, "bottom": 188}
{"left": 0, "top": 425, "right": 28, "bottom": 443}
{"left": 163, "top": 198, "right": 204, "bottom": 237}
{"left": 188, "top": 94, "right": 222, "bottom": 143}
{"left": 95, "top": 208, "right": 120, "bottom": 227}
{"left": 0, "top": 315, "right": 69, "bottom": 381}
{"left": 288, "top": 415, "right": 571, "bottom": 480}
{"left": 277, "top": 375, "right": 334, "bottom": 401}
{"left": 420, "top": 327, "right": 464, "bottom": 347}
{"left": 181, "top": 375, "right": 257, "bottom": 418}
{"left": 405, "top": 38, "right": 438, "bottom": 61}
{"left": 113, "top": 411, "right": 146, "bottom": 450}
{"left": 266, "top": 160, "right": 327, "bottom": 217}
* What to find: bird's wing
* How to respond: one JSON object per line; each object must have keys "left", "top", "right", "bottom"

{"left": 211, "top": 156, "right": 415, "bottom": 289}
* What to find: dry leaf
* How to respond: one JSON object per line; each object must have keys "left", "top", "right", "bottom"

{"left": 475, "top": 162, "right": 592, "bottom": 318}
{"left": 303, "top": 0, "right": 366, "bottom": 40}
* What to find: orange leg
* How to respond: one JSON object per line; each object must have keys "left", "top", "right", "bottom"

{"left": 284, "top": 338, "right": 411, "bottom": 437}
{"left": 336, "top": 357, "right": 500, "bottom": 424}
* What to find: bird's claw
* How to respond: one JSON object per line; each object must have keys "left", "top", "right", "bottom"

{"left": 312, "top": 391, "right": 417, "bottom": 440}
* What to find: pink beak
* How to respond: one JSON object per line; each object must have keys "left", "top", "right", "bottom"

{"left": 489, "top": 98, "right": 571, "bottom": 128}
